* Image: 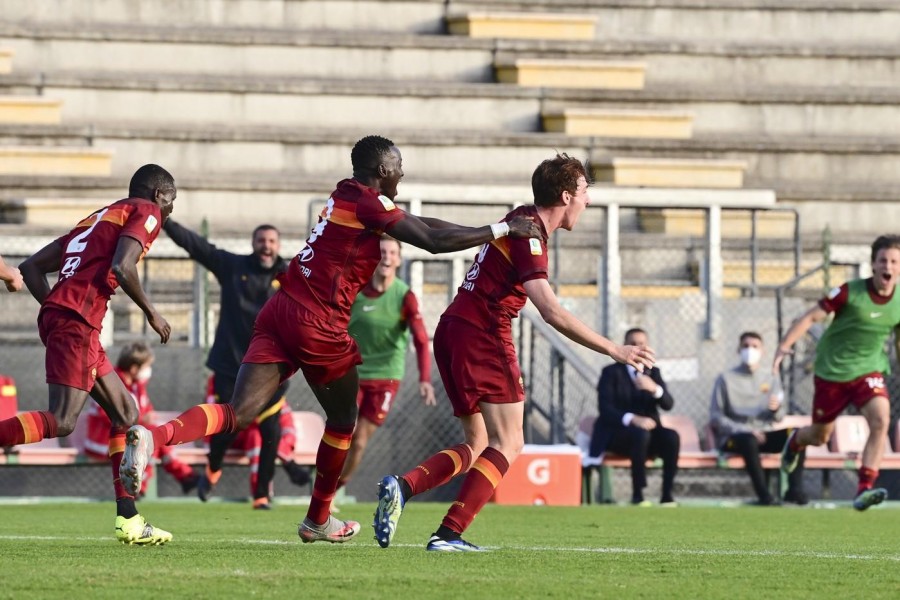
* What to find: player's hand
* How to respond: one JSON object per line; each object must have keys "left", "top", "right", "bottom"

{"left": 420, "top": 381, "right": 436, "bottom": 406}
{"left": 633, "top": 373, "right": 659, "bottom": 394}
{"left": 4, "top": 267, "right": 23, "bottom": 292}
{"left": 507, "top": 216, "right": 542, "bottom": 239}
{"left": 613, "top": 344, "right": 656, "bottom": 373}
{"left": 753, "top": 431, "right": 767, "bottom": 444}
{"left": 772, "top": 346, "right": 792, "bottom": 374}
{"left": 632, "top": 416, "right": 657, "bottom": 431}
{"left": 767, "top": 393, "right": 782, "bottom": 412}
{"left": 148, "top": 311, "right": 171, "bottom": 344}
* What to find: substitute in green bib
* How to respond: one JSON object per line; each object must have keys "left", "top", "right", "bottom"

{"left": 774, "top": 234, "right": 900, "bottom": 511}
{"left": 339, "top": 235, "right": 436, "bottom": 490}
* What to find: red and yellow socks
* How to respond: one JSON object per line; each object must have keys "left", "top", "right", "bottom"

{"left": 0, "top": 411, "right": 58, "bottom": 446}
{"left": 857, "top": 466, "right": 879, "bottom": 496}
{"left": 152, "top": 403, "right": 236, "bottom": 447}
{"left": 402, "top": 443, "right": 473, "bottom": 497}
{"left": 306, "top": 422, "right": 354, "bottom": 525}
{"left": 440, "top": 447, "right": 509, "bottom": 536}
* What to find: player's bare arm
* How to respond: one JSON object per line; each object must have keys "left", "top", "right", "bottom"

{"left": 111, "top": 236, "right": 171, "bottom": 344}
{"left": 19, "top": 241, "right": 62, "bottom": 304}
{"left": 387, "top": 213, "right": 541, "bottom": 254}
{"left": 772, "top": 304, "right": 828, "bottom": 373}
{"left": 523, "top": 278, "right": 655, "bottom": 371}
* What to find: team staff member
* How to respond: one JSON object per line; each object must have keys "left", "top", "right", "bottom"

{"left": 163, "top": 219, "right": 303, "bottom": 509}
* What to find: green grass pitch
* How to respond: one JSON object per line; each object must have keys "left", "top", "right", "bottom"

{"left": 0, "top": 501, "right": 898, "bottom": 599}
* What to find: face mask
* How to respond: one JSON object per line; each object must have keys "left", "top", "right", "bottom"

{"left": 739, "top": 347, "right": 761, "bottom": 367}
{"left": 137, "top": 366, "right": 152, "bottom": 382}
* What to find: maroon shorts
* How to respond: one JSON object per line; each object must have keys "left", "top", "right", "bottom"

{"left": 242, "top": 290, "right": 361, "bottom": 386}
{"left": 812, "top": 372, "right": 889, "bottom": 424}
{"left": 433, "top": 317, "right": 525, "bottom": 418}
{"left": 38, "top": 306, "right": 113, "bottom": 392}
{"left": 356, "top": 379, "right": 402, "bottom": 426}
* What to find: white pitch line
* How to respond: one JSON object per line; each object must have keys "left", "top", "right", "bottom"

{"left": 1, "top": 534, "right": 898, "bottom": 562}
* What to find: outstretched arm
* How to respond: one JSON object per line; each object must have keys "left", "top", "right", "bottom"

{"left": 0, "top": 253, "right": 24, "bottom": 292}
{"left": 386, "top": 213, "right": 541, "bottom": 255}
{"left": 772, "top": 304, "right": 829, "bottom": 373}
{"left": 523, "top": 278, "right": 654, "bottom": 371}
{"left": 163, "top": 219, "right": 225, "bottom": 274}
{"left": 111, "top": 236, "right": 170, "bottom": 343}
{"left": 19, "top": 241, "right": 62, "bottom": 304}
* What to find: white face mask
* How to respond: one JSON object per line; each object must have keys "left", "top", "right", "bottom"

{"left": 739, "top": 347, "right": 762, "bottom": 368}
{"left": 136, "top": 366, "right": 152, "bottom": 382}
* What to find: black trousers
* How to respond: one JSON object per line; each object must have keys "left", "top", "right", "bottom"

{"left": 607, "top": 425, "right": 680, "bottom": 502}
{"left": 722, "top": 429, "right": 805, "bottom": 502}
{"left": 208, "top": 372, "right": 288, "bottom": 500}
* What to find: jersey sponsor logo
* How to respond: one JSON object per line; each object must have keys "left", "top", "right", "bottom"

{"left": 298, "top": 246, "right": 315, "bottom": 262}
{"left": 362, "top": 305, "right": 377, "bottom": 312}
{"left": 827, "top": 286, "right": 841, "bottom": 300}
{"left": 466, "top": 262, "right": 480, "bottom": 281}
{"left": 144, "top": 214, "right": 158, "bottom": 234}
{"left": 60, "top": 256, "right": 81, "bottom": 279}
{"left": 377, "top": 195, "right": 396, "bottom": 211}
{"left": 529, "top": 238, "right": 542, "bottom": 256}
{"left": 870, "top": 312, "right": 883, "bottom": 318}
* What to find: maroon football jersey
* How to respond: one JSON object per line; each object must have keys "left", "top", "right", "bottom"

{"left": 44, "top": 198, "right": 162, "bottom": 329}
{"left": 443, "top": 204, "right": 549, "bottom": 334}
{"left": 279, "top": 179, "right": 406, "bottom": 328}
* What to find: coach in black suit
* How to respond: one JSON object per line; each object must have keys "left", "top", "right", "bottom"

{"left": 589, "top": 328, "right": 680, "bottom": 505}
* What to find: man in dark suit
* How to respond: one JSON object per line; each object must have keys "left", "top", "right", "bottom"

{"left": 590, "top": 328, "right": 680, "bottom": 505}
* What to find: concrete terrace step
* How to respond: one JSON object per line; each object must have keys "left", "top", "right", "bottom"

{"left": 495, "top": 58, "right": 646, "bottom": 89}
{"left": 0, "top": 96, "right": 61, "bottom": 124}
{"left": 6, "top": 123, "right": 900, "bottom": 189}
{"left": 447, "top": 11, "right": 597, "bottom": 40}
{"left": 3, "top": 22, "right": 899, "bottom": 89}
{"left": 639, "top": 208, "right": 796, "bottom": 238}
{"left": 0, "top": 0, "right": 448, "bottom": 32}
{"left": 449, "top": 0, "right": 900, "bottom": 43}
{"left": 4, "top": 0, "right": 899, "bottom": 42}
{"left": 0, "top": 122, "right": 598, "bottom": 179}
{"left": 0, "top": 146, "right": 112, "bottom": 176}
{"left": 0, "top": 23, "right": 496, "bottom": 83}
{"left": 593, "top": 157, "right": 747, "bottom": 189}
{"left": 4, "top": 70, "right": 896, "bottom": 137}
{"left": 0, "top": 47, "right": 11, "bottom": 73}
{"left": 544, "top": 107, "right": 694, "bottom": 138}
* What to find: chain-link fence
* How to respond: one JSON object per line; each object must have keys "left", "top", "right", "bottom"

{"left": 1, "top": 207, "right": 897, "bottom": 504}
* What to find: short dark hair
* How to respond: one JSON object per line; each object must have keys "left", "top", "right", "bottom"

{"left": 252, "top": 224, "right": 279, "bottom": 239}
{"left": 351, "top": 135, "right": 395, "bottom": 176}
{"left": 116, "top": 341, "right": 153, "bottom": 371}
{"left": 739, "top": 331, "right": 763, "bottom": 345}
{"left": 624, "top": 327, "right": 646, "bottom": 343}
{"left": 381, "top": 234, "right": 401, "bottom": 251}
{"left": 129, "top": 164, "right": 175, "bottom": 200}
{"left": 531, "top": 153, "right": 589, "bottom": 208}
{"left": 871, "top": 235, "right": 900, "bottom": 264}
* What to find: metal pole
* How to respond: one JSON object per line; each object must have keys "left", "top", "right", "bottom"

{"left": 750, "top": 209, "right": 758, "bottom": 298}
{"left": 705, "top": 205, "right": 722, "bottom": 340}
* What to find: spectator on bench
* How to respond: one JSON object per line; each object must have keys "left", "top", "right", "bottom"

{"left": 709, "top": 331, "right": 807, "bottom": 506}
{"left": 590, "top": 328, "right": 679, "bottom": 506}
